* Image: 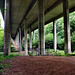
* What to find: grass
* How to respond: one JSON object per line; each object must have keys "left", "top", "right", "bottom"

{"left": 0, "top": 53, "right": 19, "bottom": 62}
{"left": 44, "top": 49, "right": 75, "bottom": 56}
{"left": 0, "top": 52, "right": 19, "bottom": 73}
{"left": 45, "top": 49, "right": 65, "bottom": 56}
{"left": 0, "top": 50, "right": 75, "bottom": 73}
{"left": 28, "top": 49, "right": 75, "bottom": 56}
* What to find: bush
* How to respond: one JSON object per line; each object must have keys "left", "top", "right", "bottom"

{"left": 0, "top": 65, "right": 4, "bottom": 70}
{"left": 58, "top": 38, "right": 64, "bottom": 50}
{"left": 66, "top": 53, "right": 75, "bottom": 56}
{"left": 33, "top": 39, "right": 38, "bottom": 48}
{"left": 45, "top": 33, "right": 53, "bottom": 49}
{"left": 11, "top": 47, "right": 15, "bottom": 52}
{"left": 0, "top": 27, "right": 4, "bottom": 51}
{"left": 71, "top": 31, "right": 75, "bottom": 52}
{"left": 32, "top": 33, "right": 53, "bottom": 49}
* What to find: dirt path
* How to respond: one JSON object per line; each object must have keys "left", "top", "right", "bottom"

{"left": 3, "top": 56, "right": 75, "bottom": 75}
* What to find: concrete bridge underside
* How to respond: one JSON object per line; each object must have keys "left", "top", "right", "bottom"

{"left": 0, "top": 0, "right": 75, "bottom": 55}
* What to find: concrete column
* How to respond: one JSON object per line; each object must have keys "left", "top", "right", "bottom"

{"left": 53, "top": 20, "right": 57, "bottom": 52}
{"left": 15, "top": 33, "right": 19, "bottom": 48}
{"left": 4, "top": 0, "right": 11, "bottom": 55}
{"left": 29, "top": 28, "right": 32, "bottom": 51}
{"left": 33, "top": 30, "right": 35, "bottom": 43}
{"left": 24, "top": 19, "right": 28, "bottom": 55}
{"left": 63, "top": 0, "right": 71, "bottom": 54}
{"left": 19, "top": 28, "right": 22, "bottom": 51}
{"left": 8, "top": 35, "right": 11, "bottom": 53}
{"left": 38, "top": 0, "right": 45, "bottom": 55}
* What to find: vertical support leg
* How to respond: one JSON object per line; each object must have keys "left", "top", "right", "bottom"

{"left": 63, "top": 0, "right": 71, "bottom": 54}
{"left": 19, "top": 28, "right": 22, "bottom": 51}
{"left": 53, "top": 20, "right": 57, "bottom": 52}
{"left": 15, "top": 33, "right": 20, "bottom": 49}
{"left": 38, "top": 0, "right": 45, "bottom": 55}
{"left": 33, "top": 30, "right": 35, "bottom": 43}
{"left": 24, "top": 19, "right": 28, "bottom": 55}
{"left": 4, "top": 0, "right": 11, "bottom": 55}
{"left": 29, "top": 28, "right": 32, "bottom": 51}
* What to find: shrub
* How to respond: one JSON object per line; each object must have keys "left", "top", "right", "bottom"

{"left": 33, "top": 39, "right": 38, "bottom": 48}
{"left": 58, "top": 38, "right": 64, "bottom": 50}
{"left": 11, "top": 47, "right": 15, "bottom": 52}
{"left": 45, "top": 33, "right": 53, "bottom": 49}
{"left": 71, "top": 31, "right": 75, "bottom": 52}
{"left": 0, "top": 27, "right": 4, "bottom": 51}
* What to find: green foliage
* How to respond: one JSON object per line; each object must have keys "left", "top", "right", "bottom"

{"left": 11, "top": 47, "right": 15, "bottom": 52}
{"left": 58, "top": 38, "right": 64, "bottom": 50}
{"left": 0, "top": 64, "right": 4, "bottom": 69}
{"left": 0, "top": 64, "right": 11, "bottom": 72}
{"left": 0, "top": 53, "right": 19, "bottom": 62}
{"left": 0, "top": 27, "right": 4, "bottom": 51}
{"left": 65, "top": 52, "right": 75, "bottom": 56}
{"left": 33, "top": 39, "right": 38, "bottom": 48}
{"left": 0, "top": 18, "right": 1, "bottom": 27}
{"left": 71, "top": 31, "right": 75, "bottom": 51}
{"left": 45, "top": 33, "right": 53, "bottom": 49}
{"left": 35, "top": 29, "right": 39, "bottom": 40}
{"left": 69, "top": 12, "right": 75, "bottom": 35}
{"left": 0, "top": 53, "right": 19, "bottom": 73}
{"left": 46, "top": 49, "right": 65, "bottom": 56}
{"left": 33, "top": 33, "right": 53, "bottom": 49}
{"left": 1, "top": 8, "right": 7, "bottom": 12}
{"left": 45, "top": 22, "right": 53, "bottom": 35}
{"left": 33, "top": 12, "right": 75, "bottom": 51}
{"left": 56, "top": 17, "right": 64, "bottom": 38}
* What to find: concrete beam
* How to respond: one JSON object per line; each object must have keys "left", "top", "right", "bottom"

{"left": 15, "top": 0, "right": 37, "bottom": 39}
{"left": 4, "top": 0, "right": 11, "bottom": 55}
{"left": 38, "top": 0, "right": 45, "bottom": 55}
{"left": 53, "top": 20, "right": 57, "bottom": 52}
{"left": 63, "top": 0, "right": 71, "bottom": 54}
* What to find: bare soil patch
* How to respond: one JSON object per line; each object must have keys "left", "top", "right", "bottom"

{"left": 3, "top": 56, "right": 75, "bottom": 75}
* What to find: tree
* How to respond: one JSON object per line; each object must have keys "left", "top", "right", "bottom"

{"left": 0, "top": 26, "right": 4, "bottom": 51}
{"left": 0, "top": 17, "right": 4, "bottom": 51}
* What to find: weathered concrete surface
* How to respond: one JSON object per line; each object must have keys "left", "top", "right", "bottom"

{"left": 24, "top": 19, "right": 28, "bottom": 55}
{"left": 38, "top": 0, "right": 45, "bottom": 55}
{"left": 53, "top": 20, "right": 57, "bottom": 52}
{"left": 63, "top": 0, "right": 71, "bottom": 54}
{"left": 0, "top": 0, "right": 75, "bottom": 39}
{"left": 19, "top": 28, "right": 22, "bottom": 51}
{"left": 4, "top": 0, "right": 11, "bottom": 55}
{"left": 33, "top": 30, "right": 35, "bottom": 43}
{"left": 29, "top": 27, "right": 32, "bottom": 51}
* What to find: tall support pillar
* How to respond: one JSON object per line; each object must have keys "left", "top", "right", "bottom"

{"left": 19, "top": 28, "right": 22, "bottom": 51}
{"left": 53, "top": 20, "right": 57, "bottom": 52}
{"left": 33, "top": 30, "right": 35, "bottom": 43}
{"left": 38, "top": 0, "right": 45, "bottom": 55}
{"left": 24, "top": 19, "right": 28, "bottom": 55}
{"left": 4, "top": 0, "right": 11, "bottom": 55}
{"left": 15, "top": 33, "right": 19, "bottom": 48}
{"left": 8, "top": 35, "right": 11, "bottom": 53}
{"left": 63, "top": 0, "right": 71, "bottom": 54}
{"left": 29, "top": 28, "right": 32, "bottom": 51}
